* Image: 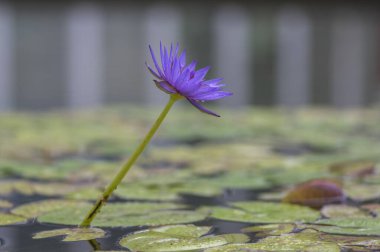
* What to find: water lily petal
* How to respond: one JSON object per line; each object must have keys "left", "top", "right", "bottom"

{"left": 154, "top": 81, "right": 176, "bottom": 94}
{"left": 187, "top": 98, "right": 220, "bottom": 117}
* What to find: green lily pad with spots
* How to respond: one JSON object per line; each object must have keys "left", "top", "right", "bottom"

{"left": 33, "top": 227, "right": 106, "bottom": 241}
{"left": 119, "top": 224, "right": 249, "bottom": 251}
{"left": 315, "top": 218, "right": 380, "bottom": 236}
{"left": 206, "top": 201, "right": 320, "bottom": 224}
{"left": 201, "top": 170, "right": 272, "bottom": 189}
{"left": 241, "top": 223, "right": 296, "bottom": 237}
{"left": 37, "top": 202, "right": 207, "bottom": 227}
{"left": 321, "top": 204, "right": 370, "bottom": 219}
{"left": 320, "top": 233, "right": 380, "bottom": 250}
{"left": 0, "top": 160, "right": 89, "bottom": 180}
{"left": 114, "top": 181, "right": 222, "bottom": 201}
{"left": 0, "top": 180, "right": 88, "bottom": 197}
{"left": 65, "top": 187, "right": 102, "bottom": 200}
{"left": 0, "top": 213, "right": 27, "bottom": 225}
{"left": 344, "top": 183, "right": 380, "bottom": 201}
{"left": 204, "top": 230, "right": 340, "bottom": 252}
{"left": 11, "top": 199, "right": 91, "bottom": 218}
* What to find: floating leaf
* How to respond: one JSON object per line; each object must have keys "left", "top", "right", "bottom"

{"left": 204, "top": 230, "right": 340, "bottom": 252}
{"left": 344, "top": 183, "right": 380, "bottom": 201}
{"left": 207, "top": 201, "right": 320, "bottom": 224}
{"left": 0, "top": 180, "right": 86, "bottom": 197}
{"left": 119, "top": 224, "right": 249, "bottom": 251}
{"left": 283, "top": 179, "right": 345, "bottom": 209}
{"left": 315, "top": 217, "right": 380, "bottom": 236}
{"left": 321, "top": 204, "right": 370, "bottom": 219}
{"left": 11, "top": 199, "right": 90, "bottom": 218}
{"left": 265, "top": 165, "right": 329, "bottom": 187}
{"left": 65, "top": 187, "right": 102, "bottom": 200}
{"left": 0, "top": 213, "right": 27, "bottom": 225}
{"left": 36, "top": 202, "right": 207, "bottom": 227}
{"left": 320, "top": 233, "right": 380, "bottom": 251}
{"left": 33, "top": 227, "right": 106, "bottom": 241}
{"left": 114, "top": 181, "right": 222, "bottom": 201}
{"left": 203, "top": 170, "right": 271, "bottom": 189}
{"left": 241, "top": 223, "right": 296, "bottom": 237}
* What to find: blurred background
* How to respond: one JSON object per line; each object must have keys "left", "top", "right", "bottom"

{"left": 0, "top": 0, "right": 379, "bottom": 111}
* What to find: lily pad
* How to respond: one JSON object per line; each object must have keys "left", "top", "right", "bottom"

{"left": 321, "top": 204, "right": 370, "bottom": 219}
{"left": 203, "top": 170, "right": 272, "bottom": 189}
{"left": 36, "top": 202, "right": 208, "bottom": 227}
{"left": 33, "top": 227, "right": 106, "bottom": 241}
{"left": 315, "top": 218, "right": 380, "bottom": 236}
{"left": 204, "top": 230, "right": 340, "bottom": 252}
{"left": 11, "top": 199, "right": 90, "bottom": 218}
{"left": 119, "top": 224, "right": 249, "bottom": 251}
{"left": 207, "top": 201, "right": 320, "bottom": 224}
{"left": 320, "top": 233, "right": 380, "bottom": 250}
{"left": 114, "top": 181, "right": 222, "bottom": 201}
{"left": 241, "top": 223, "right": 296, "bottom": 237}
{"left": 0, "top": 212, "right": 27, "bottom": 225}
{"left": 344, "top": 183, "right": 380, "bottom": 201}
{"left": 0, "top": 180, "right": 86, "bottom": 197}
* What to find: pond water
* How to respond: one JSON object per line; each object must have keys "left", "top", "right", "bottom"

{"left": 1, "top": 107, "right": 380, "bottom": 251}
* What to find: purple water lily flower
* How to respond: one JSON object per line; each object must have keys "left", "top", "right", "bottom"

{"left": 146, "top": 43, "right": 232, "bottom": 117}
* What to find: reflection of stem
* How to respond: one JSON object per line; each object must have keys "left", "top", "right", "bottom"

{"left": 79, "top": 94, "right": 180, "bottom": 227}
{"left": 88, "top": 239, "right": 102, "bottom": 250}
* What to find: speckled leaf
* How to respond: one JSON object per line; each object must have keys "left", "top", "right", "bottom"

{"left": 33, "top": 227, "right": 106, "bottom": 241}
{"left": 11, "top": 199, "right": 90, "bottom": 218}
{"left": 0, "top": 213, "right": 27, "bottom": 225}
{"left": 114, "top": 181, "right": 222, "bottom": 201}
{"left": 204, "top": 170, "right": 271, "bottom": 189}
{"left": 344, "top": 183, "right": 380, "bottom": 201}
{"left": 207, "top": 201, "right": 320, "bottom": 224}
{"left": 321, "top": 204, "right": 370, "bottom": 219}
{"left": 0, "top": 180, "right": 86, "bottom": 197}
{"left": 119, "top": 224, "right": 249, "bottom": 251}
{"left": 205, "top": 230, "right": 340, "bottom": 252}
{"left": 37, "top": 202, "right": 207, "bottom": 227}
{"left": 320, "top": 233, "right": 380, "bottom": 250}
{"left": 315, "top": 218, "right": 380, "bottom": 236}
{"left": 241, "top": 223, "right": 296, "bottom": 237}
{"left": 65, "top": 187, "right": 102, "bottom": 200}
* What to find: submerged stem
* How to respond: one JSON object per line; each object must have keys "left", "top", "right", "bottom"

{"left": 79, "top": 94, "right": 181, "bottom": 227}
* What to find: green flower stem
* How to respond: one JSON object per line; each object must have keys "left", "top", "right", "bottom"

{"left": 79, "top": 94, "right": 181, "bottom": 227}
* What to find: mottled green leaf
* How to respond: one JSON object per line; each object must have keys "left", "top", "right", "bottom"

{"left": 315, "top": 218, "right": 380, "bottom": 236}
{"left": 207, "top": 201, "right": 320, "bottom": 224}
{"left": 320, "top": 233, "right": 380, "bottom": 250}
{"left": 344, "top": 183, "right": 380, "bottom": 201}
{"left": 33, "top": 227, "right": 105, "bottom": 241}
{"left": 119, "top": 224, "right": 249, "bottom": 251}
{"left": 321, "top": 204, "right": 370, "bottom": 219}
{"left": 0, "top": 213, "right": 27, "bottom": 225}
{"left": 11, "top": 199, "right": 90, "bottom": 218}
{"left": 241, "top": 223, "right": 296, "bottom": 237}
{"left": 205, "top": 230, "right": 340, "bottom": 252}
{"left": 37, "top": 202, "right": 207, "bottom": 227}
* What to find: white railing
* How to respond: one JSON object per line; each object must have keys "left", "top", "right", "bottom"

{"left": 0, "top": 2, "right": 378, "bottom": 111}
